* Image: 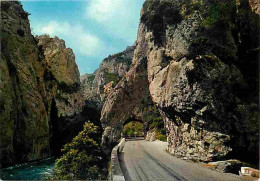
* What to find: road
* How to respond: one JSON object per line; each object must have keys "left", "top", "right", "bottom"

{"left": 119, "top": 140, "right": 244, "bottom": 181}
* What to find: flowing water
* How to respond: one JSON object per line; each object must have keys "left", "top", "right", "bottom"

{"left": 0, "top": 158, "right": 55, "bottom": 180}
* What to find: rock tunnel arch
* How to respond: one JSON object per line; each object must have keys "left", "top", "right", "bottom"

{"left": 101, "top": 115, "right": 149, "bottom": 152}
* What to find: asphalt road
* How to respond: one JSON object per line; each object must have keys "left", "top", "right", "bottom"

{"left": 119, "top": 140, "right": 244, "bottom": 181}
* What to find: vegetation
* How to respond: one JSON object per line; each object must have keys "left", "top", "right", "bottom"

{"left": 201, "top": 0, "right": 235, "bottom": 29}
{"left": 179, "top": 0, "right": 202, "bottom": 18}
{"left": 155, "top": 129, "right": 167, "bottom": 142}
{"left": 57, "top": 81, "right": 80, "bottom": 94}
{"left": 86, "top": 74, "right": 95, "bottom": 84}
{"left": 186, "top": 0, "right": 239, "bottom": 62}
{"left": 53, "top": 122, "right": 107, "bottom": 180}
{"left": 123, "top": 122, "right": 144, "bottom": 136}
{"left": 103, "top": 47, "right": 133, "bottom": 65}
{"left": 103, "top": 71, "right": 120, "bottom": 85}
{"left": 141, "top": 0, "right": 182, "bottom": 45}
{"left": 143, "top": 105, "right": 166, "bottom": 141}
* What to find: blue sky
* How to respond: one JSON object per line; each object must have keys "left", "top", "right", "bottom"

{"left": 21, "top": 0, "right": 144, "bottom": 75}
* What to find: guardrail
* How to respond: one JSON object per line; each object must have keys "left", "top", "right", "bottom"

{"left": 123, "top": 136, "right": 145, "bottom": 141}
{"left": 109, "top": 138, "right": 126, "bottom": 181}
{"left": 122, "top": 135, "right": 144, "bottom": 138}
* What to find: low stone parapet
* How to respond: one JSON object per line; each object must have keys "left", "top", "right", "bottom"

{"left": 109, "top": 138, "right": 126, "bottom": 181}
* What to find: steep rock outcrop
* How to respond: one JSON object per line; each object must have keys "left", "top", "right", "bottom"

{"left": 37, "top": 35, "right": 84, "bottom": 117}
{"left": 144, "top": 0, "right": 259, "bottom": 162}
{"left": 81, "top": 45, "right": 135, "bottom": 109}
{"left": 101, "top": 56, "right": 151, "bottom": 151}
{"left": 1, "top": 1, "right": 50, "bottom": 167}
{"left": 101, "top": 0, "right": 259, "bottom": 163}
{"left": 249, "top": 0, "right": 260, "bottom": 15}
{"left": 0, "top": 1, "right": 84, "bottom": 167}
{"left": 100, "top": 22, "right": 155, "bottom": 151}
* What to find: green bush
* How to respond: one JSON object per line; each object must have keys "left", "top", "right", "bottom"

{"left": 87, "top": 74, "right": 95, "bottom": 84}
{"left": 201, "top": 1, "right": 235, "bottom": 29}
{"left": 143, "top": 105, "right": 166, "bottom": 139}
{"left": 104, "top": 72, "right": 120, "bottom": 85}
{"left": 123, "top": 122, "right": 144, "bottom": 136}
{"left": 53, "top": 122, "right": 105, "bottom": 180}
{"left": 57, "top": 81, "right": 80, "bottom": 94}
{"left": 155, "top": 130, "right": 167, "bottom": 142}
{"left": 141, "top": 1, "right": 182, "bottom": 45}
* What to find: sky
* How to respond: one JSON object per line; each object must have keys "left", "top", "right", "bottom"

{"left": 21, "top": 0, "right": 144, "bottom": 75}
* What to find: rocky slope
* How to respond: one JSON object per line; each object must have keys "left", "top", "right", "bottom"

{"left": 101, "top": 0, "right": 259, "bottom": 163}
{"left": 0, "top": 1, "right": 84, "bottom": 167}
{"left": 36, "top": 35, "right": 84, "bottom": 117}
{"left": 80, "top": 44, "right": 135, "bottom": 109}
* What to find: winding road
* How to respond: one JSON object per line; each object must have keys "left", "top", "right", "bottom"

{"left": 119, "top": 140, "right": 244, "bottom": 181}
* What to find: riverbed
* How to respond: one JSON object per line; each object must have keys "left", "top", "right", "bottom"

{"left": 0, "top": 158, "right": 55, "bottom": 180}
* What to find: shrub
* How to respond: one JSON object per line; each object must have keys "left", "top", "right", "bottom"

{"left": 123, "top": 122, "right": 144, "bottom": 136}
{"left": 143, "top": 105, "right": 166, "bottom": 139}
{"left": 155, "top": 129, "right": 167, "bottom": 142}
{"left": 57, "top": 81, "right": 80, "bottom": 94}
{"left": 87, "top": 74, "right": 95, "bottom": 84}
{"left": 141, "top": 1, "right": 182, "bottom": 46}
{"left": 104, "top": 72, "right": 120, "bottom": 85}
{"left": 53, "top": 122, "right": 105, "bottom": 180}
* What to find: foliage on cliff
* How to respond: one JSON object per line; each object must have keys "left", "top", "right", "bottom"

{"left": 80, "top": 44, "right": 136, "bottom": 110}
{"left": 143, "top": 105, "right": 166, "bottom": 141}
{"left": 103, "top": 45, "right": 134, "bottom": 66}
{"left": 53, "top": 122, "right": 107, "bottom": 180}
{"left": 123, "top": 122, "right": 144, "bottom": 136}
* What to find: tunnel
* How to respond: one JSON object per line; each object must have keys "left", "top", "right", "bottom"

{"left": 121, "top": 117, "right": 148, "bottom": 138}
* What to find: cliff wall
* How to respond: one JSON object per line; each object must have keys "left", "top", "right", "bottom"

{"left": 81, "top": 45, "right": 135, "bottom": 109}
{"left": 101, "top": 0, "right": 259, "bottom": 163}
{"left": 0, "top": 1, "right": 84, "bottom": 167}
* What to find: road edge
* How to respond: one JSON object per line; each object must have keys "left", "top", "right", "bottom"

{"left": 109, "top": 138, "right": 126, "bottom": 181}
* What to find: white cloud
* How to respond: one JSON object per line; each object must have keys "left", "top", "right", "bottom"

{"left": 33, "top": 21, "right": 104, "bottom": 56}
{"left": 86, "top": 0, "right": 124, "bottom": 22}
{"left": 85, "top": 0, "right": 144, "bottom": 44}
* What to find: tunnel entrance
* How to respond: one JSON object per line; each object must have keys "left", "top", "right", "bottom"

{"left": 123, "top": 121, "right": 145, "bottom": 138}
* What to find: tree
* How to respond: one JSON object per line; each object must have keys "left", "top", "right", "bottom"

{"left": 53, "top": 122, "right": 105, "bottom": 180}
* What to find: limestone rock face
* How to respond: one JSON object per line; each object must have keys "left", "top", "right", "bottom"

{"left": 100, "top": 22, "right": 154, "bottom": 152}
{"left": 0, "top": 1, "right": 50, "bottom": 167}
{"left": 142, "top": 0, "right": 259, "bottom": 162}
{"left": 101, "top": 0, "right": 259, "bottom": 163}
{"left": 0, "top": 1, "right": 83, "bottom": 167}
{"left": 145, "top": 130, "right": 156, "bottom": 141}
{"left": 208, "top": 160, "right": 243, "bottom": 174}
{"left": 36, "top": 35, "right": 83, "bottom": 117}
{"left": 249, "top": 0, "right": 260, "bottom": 15}
{"left": 101, "top": 56, "right": 151, "bottom": 147}
{"left": 37, "top": 35, "right": 80, "bottom": 85}
{"left": 81, "top": 44, "right": 135, "bottom": 109}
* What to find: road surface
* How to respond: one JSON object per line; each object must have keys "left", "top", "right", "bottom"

{"left": 119, "top": 140, "right": 244, "bottom": 181}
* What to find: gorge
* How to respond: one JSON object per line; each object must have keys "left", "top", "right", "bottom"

{"left": 0, "top": 0, "right": 259, "bottom": 180}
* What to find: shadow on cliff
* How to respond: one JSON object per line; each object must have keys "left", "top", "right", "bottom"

{"left": 49, "top": 100, "right": 102, "bottom": 157}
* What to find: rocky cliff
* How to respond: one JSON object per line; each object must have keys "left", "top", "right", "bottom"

{"left": 81, "top": 44, "right": 135, "bottom": 109}
{"left": 101, "top": 0, "right": 259, "bottom": 163}
{"left": 0, "top": 1, "right": 84, "bottom": 167}
{"left": 36, "top": 35, "right": 84, "bottom": 117}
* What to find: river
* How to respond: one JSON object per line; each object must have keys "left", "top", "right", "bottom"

{"left": 0, "top": 158, "right": 55, "bottom": 180}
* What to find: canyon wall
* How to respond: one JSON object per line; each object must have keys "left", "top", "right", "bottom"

{"left": 81, "top": 44, "right": 135, "bottom": 110}
{"left": 0, "top": 1, "right": 84, "bottom": 167}
{"left": 101, "top": 0, "right": 259, "bottom": 162}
